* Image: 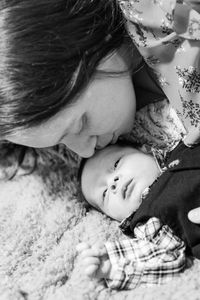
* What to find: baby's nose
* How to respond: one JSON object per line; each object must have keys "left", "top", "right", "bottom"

{"left": 110, "top": 176, "right": 120, "bottom": 192}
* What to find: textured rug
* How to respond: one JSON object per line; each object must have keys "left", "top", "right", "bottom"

{"left": 1, "top": 100, "right": 200, "bottom": 300}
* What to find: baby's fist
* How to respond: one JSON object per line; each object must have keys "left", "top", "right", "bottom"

{"left": 76, "top": 242, "right": 111, "bottom": 279}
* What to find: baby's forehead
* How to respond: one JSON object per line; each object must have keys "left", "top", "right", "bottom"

{"left": 86, "top": 145, "right": 122, "bottom": 168}
{"left": 95, "top": 144, "right": 127, "bottom": 159}
{"left": 83, "top": 144, "right": 137, "bottom": 180}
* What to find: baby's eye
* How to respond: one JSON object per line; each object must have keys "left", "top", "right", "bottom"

{"left": 103, "top": 188, "right": 108, "bottom": 200}
{"left": 114, "top": 158, "right": 121, "bottom": 169}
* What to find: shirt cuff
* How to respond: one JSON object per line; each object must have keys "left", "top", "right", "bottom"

{"left": 104, "top": 241, "right": 142, "bottom": 290}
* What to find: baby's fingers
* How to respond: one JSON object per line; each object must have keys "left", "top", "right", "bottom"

{"left": 92, "top": 243, "right": 107, "bottom": 257}
{"left": 76, "top": 242, "right": 90, "bottom": 253}
{"left": 81, "top": 257, "right": 100, "bottom": 278}
{"left": 82, "top": 256, "right": 100, "bottom": 267}
{"left": 84, "top": 264, "right": 99, "bottom": 277}
{"left": 78, "top": 247, "right": 101, "bottom": 259}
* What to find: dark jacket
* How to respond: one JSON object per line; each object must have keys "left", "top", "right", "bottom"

{"left": 121, "top": 142, "right": 200, "bottom": 259}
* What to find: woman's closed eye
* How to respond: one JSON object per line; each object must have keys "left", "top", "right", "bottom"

{"left": 77, "top": 113, "right": 88, "bottom": 135}
{"left": 58, "top": 114, "right": 88, "bottom": 143}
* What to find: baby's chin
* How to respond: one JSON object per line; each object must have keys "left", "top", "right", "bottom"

{"left": 117, "top": 201, "right": 142, "bottom": 222}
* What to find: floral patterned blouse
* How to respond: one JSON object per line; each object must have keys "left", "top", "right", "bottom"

{"left": 119, "top": 0, "right": 200, "bottom": 146}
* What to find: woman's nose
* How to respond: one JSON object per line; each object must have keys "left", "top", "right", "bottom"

{"left": 61, "top": 135, "right": 97, "bottom": 158}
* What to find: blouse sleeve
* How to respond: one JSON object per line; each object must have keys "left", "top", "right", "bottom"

{"left": 119, "top": 0, "right": 200, "bottom": 146}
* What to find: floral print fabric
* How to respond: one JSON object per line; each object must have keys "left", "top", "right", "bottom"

{"left": 119, "top": 0, "right": 200, "bottom": 146}
{"left": 121, "top": 98, "right": 186, "bottom": 156}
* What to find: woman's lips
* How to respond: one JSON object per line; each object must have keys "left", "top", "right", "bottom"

{"left": 96, "top": 133, "right": 118, "bottom": 149}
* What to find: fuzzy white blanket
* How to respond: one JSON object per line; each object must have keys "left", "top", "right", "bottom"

{"left": 1, "top": 100, "right": 200, "bottom": 300}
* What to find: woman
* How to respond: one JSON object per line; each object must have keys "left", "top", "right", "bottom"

{"left": 0, "top": 0, "right": 199, "bottom": 220}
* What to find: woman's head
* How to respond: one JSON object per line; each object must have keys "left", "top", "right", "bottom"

{"left": 0, "top": 0, "right": 136, "bottom": 157}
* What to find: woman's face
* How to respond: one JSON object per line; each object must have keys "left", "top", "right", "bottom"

{"left": 7, "top": 49, "right": 136, "bottom": 157}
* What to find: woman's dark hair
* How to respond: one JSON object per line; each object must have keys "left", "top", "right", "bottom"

{"left": 0, "top": 0, "right": 126, "bottom": 138}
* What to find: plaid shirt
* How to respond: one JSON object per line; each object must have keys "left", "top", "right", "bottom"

{"left": 105, "top": 217, "right": 186, "bottom": 290}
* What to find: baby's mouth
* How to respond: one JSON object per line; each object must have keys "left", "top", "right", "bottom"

{"left": 122, "top": 179, "right": 134, "bottom": 200}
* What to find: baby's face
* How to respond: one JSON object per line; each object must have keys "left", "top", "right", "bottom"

{"left": 81, "top": 145, "right": 160, "bottom": 222}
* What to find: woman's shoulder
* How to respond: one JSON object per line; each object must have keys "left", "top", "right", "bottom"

{"left": 127, "top": 99, "right": 186, "bottom": 152}
{"left": 119, "top": 0, "right": 200, "bottom": 146}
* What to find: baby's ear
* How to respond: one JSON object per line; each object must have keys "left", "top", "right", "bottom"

{"left": 139, "top": 144, "right": 151, "bottom": 154}
{"left": 77, "top": 158, "right": 87, "bottom": 182}
{"left": 85, "top": 201, "right": 92, "bottom": 212}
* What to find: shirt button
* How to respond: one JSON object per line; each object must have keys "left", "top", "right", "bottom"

{"left": 168, "top": 159, "right": 180, "bottom": 168}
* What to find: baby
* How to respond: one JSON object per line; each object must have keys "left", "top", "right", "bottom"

{"left": 80, "top": 143, "right": 161, "bottom": 222}
{"left": 77, "top": 142, "right": 192, "bottom": 290}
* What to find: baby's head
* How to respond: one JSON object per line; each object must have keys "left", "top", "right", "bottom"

{"left": 80, "top": 144, "right": 160, "bottom": 222}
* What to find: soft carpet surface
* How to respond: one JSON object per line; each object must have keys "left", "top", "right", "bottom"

{"left": 1, "top": 100, "right": 200, "bottom": 300}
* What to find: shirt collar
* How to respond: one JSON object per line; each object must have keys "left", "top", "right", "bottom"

{"left": 119, "top": 212, "right": 135, "bottom": 235}
{"left": 119, "top": 146, "right": 167, "bottom": 234}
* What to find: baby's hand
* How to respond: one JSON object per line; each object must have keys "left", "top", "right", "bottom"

{"left": 76, "top": 242, "right": 111, "bottom": 279}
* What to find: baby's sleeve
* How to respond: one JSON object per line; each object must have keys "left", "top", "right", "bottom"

{"left": 104, "top": 218, "right": 186, "bottom": 290}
